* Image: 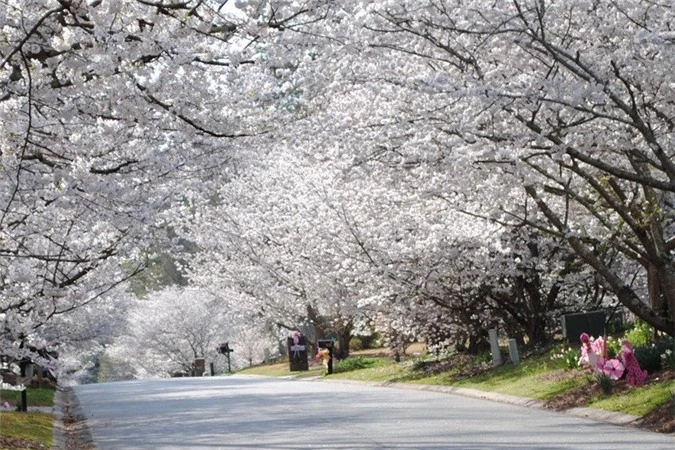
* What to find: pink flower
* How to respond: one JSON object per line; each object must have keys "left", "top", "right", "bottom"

{"left": 291, "top": 330, "right": 301, "bottom": 345}
{"left": 595, "top": 356, "right": 607, "bottom": 372}
{"left": 580, "top": 333, "right": 590, "bottom": 344}
{"left": 602, "top": 359, "right": 625, "bottom": 380}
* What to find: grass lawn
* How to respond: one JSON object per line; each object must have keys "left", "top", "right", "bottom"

{"left": 0, "top": 388, "right": 55, "bottom": 449}
{"left": 589, "top": 380, "right": 675, "bottom": 416}
{"left": 238, "top": 361, "right": 327, "bottom": 378}
{"left": 449, "top": 355, "right": 590, "bottom": 400}
{"left": 1, "top": 387, "right": 55, "bottom": 408}
{"left": 0, "top": 411, "right": 53, "bottom": 449}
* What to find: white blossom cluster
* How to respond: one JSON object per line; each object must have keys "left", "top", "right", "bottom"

{"left": 2, "top": 1, "right": 673, "bottom": 375}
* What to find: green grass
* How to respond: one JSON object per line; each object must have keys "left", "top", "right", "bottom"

{"left": 448, "top": 354, "right": 589, "bottom": 400}
{"left": 0, "top": 387, "right": 55, "bottom": 408}
{"left": 0, "top": 411, "right": 53, "bottom": 447}
{"left": 589, "top": 380, "right": 675, "bottom": 416}
{"left": 238, "top": 361, "right": 326, "bottom": 378}
{"left": 0, "top": 387, "right": 55, "bottom": 449}
{"left": 238, "top": 357, "right": 397, "bottom": 378}
{"left": 329, "top": 360, "right": 406, "bottom": 380}
{"left": 453, "top": 369, "right": 588, "bottom": 400}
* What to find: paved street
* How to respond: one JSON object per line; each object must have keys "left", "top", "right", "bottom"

{"left": 71, "top": 375, "right": 674, "bottom": 450}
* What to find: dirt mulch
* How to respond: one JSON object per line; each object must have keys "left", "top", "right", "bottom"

{"left": 0, "top": 436, "right": 47, "bottom": 449}
{"left": 639, "top": 397, "right": 675, "bottom": 434}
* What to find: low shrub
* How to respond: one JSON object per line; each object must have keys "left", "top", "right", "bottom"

{"left": 605, "top": 336, "right": 622, "bottom": 359}
{"left": 595, "top": 373, "right": 615, "bottom": 395}
{"left": 349, "top": 337, "right": 363, "bottom": 352}
{"left": 623, "top": 320, "right": 653, "bottom": 348}
{"left": 633, "top": 337, "right": 675, "bottom": 373}
{"left": 333, "top": 357, "right": 386, "bottom": 374}
{"left": 661, "top": 347, "right": 675, "bottom": 370}
{"left": 353, "top": 332, "right": 381, "bottom": 350}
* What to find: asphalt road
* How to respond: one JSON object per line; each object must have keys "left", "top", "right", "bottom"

{"left": 71, "top": 375, "right": 674, "bottom": 450}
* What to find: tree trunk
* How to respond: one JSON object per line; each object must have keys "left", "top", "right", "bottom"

{"left": 337, "top": 325, "right": 353, "bottom": 359}
{"left": 647, "top": 261, "right": 675, "bottom": 334}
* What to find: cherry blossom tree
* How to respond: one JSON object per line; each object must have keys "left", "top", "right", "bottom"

{"left": 180, "top": 150, "right": 372, "bottom": 355}
{"left": 291, "top": 0, "right": 674, "bottom": 334}
{"left": 0, "top": 0, "right": 328, "bottom": 366}
{"left": 106, "top": 286, "right": 229, "bottom": 377}
{"left": 5, "top": 0, "right": 673, "bottom": 380}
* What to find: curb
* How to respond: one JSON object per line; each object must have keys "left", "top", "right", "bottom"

{"left": 319, "top": 377, "right": 643, "bottom": 428}
{"left": 51, "top": 388, "right": 66, "bottom": 450}
{"left": 51, "top": 385, "right": 96, "bottom": 450}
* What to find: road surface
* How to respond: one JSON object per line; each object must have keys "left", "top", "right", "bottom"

{"left": 71, "top": 375, "right": 675, "bottom": 449}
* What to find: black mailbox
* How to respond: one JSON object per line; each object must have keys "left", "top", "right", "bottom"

{"left": 217, "top": 342, "right": 233, "bottom": 372}
{"left": 218, "top": 342, "right": 232, "bottom": 355}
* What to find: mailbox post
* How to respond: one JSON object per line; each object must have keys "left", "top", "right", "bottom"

{"left": 218, "top": 342, "right": 234, "bottom": 373}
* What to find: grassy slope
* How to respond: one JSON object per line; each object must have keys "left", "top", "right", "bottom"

{"left": 448, "top": 354, "right": 590, "bottom": 400}
{"left": 0, "top": 388, "right": 55, "bottom": 449}
{"left": 589, "top": 381, "right": 674, "bottom": 416}
{"left": 0, "top": 412, "right": 53, "bottom": 448}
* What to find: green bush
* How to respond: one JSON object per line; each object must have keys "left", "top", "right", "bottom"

{"left": 349, "top": 337, "right": 364, "bottom": 352}
{"left": 333, "top": 357, "right": 385, "bottom": 374}
{"left": 605, "top": 336, "right": 622, "bottom": 359}
{"left": 623, "top": 321, "right": 653, "bottom": 348}
{"left": 661, "top": 346, "right": 675, "bottom": 370}
{"left": 656, "top": 336, "right": 675, "bottom": 369}
{"left": 353, "top": 332, "right": 380, "bottom": 350}
{"left": 633, "top": 345, "right": 662, "bottom": 373}
{"left": 633, "top": 337, "right": 674, "bottom": 373}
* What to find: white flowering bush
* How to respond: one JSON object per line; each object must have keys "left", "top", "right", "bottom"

{"left": 0, "top": 382, "right": 26, "bottom": 392}
{"left": 661, "top": 349, "right": 675, "bottom": 370}
{"left": 550, "top": 346, "right": 579, "bottom": 370}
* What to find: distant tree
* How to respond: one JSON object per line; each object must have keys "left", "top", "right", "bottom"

{"left": 110, "top": 287, "right": 229, "bottom": 377}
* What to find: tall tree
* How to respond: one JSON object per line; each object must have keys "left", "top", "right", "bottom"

{"left": 0, "top": 0, "right": 329, "bottom": 363}
{"left": 315, "top": 0, "right": 675, "bottom": 334}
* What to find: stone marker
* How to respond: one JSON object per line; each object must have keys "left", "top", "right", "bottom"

{"left": 489, "top": 329, "right": 502, "bottom": 365}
